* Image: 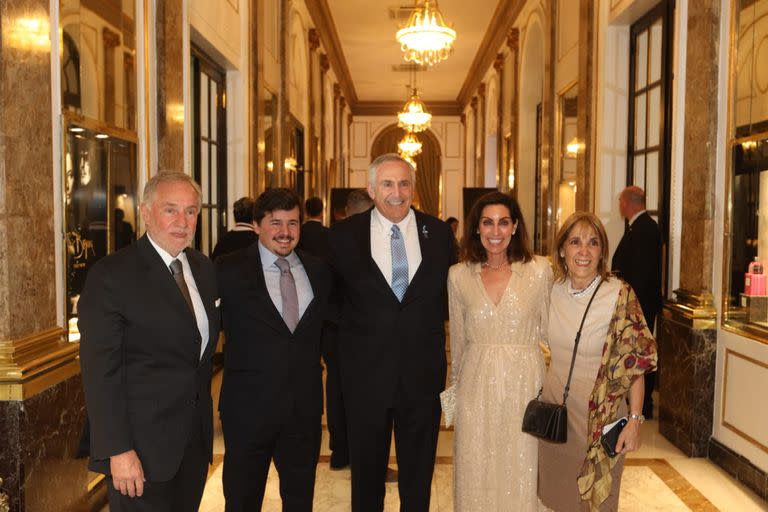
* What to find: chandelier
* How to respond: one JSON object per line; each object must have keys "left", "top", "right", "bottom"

{"left": 396, "top": 0, "right": 456, "bottom": 66}
{"left": 401, "top": 153, "right": 417, "bottom": 170}
{"left": 398, "top": 89, "right": 432, "bottom": 133}
{"left": 398, "top": 131, "right": 423, "bottom": 157}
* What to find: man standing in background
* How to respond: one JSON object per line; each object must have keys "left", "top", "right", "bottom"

{"left": 612, "top": 185, "right": 662, "bottom": 419}
{"left": 211, "top": 196, "right": 258, "bottom": 261}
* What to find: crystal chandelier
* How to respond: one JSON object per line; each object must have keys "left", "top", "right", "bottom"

{"left": 396, "top": 0, "right": 456, "bottom": 66}
{"left": 398, "top": 89, "right": 432, "bottom": 133}
{"left": 398, "top": 131, "right": 423, "bottom": 157}
{"left": 401, "top": 153, "right": 418, "bottom": 170}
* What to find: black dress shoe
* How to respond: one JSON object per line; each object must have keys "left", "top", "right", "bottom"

{"left": 329, "top": 452, "right": 350, "bottom": 470}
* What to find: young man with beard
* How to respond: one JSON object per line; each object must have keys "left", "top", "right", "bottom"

{"left": 216, "top": 188, "right": 331, "bottom": 511}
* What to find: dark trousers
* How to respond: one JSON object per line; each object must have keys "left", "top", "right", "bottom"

{"left": 322, "top": 324, "right": 349, "bottom": 462}
{"left": 107, "top": 422, "right": 208, "bottom": 512}
{"left": 347, "top": 398, "right": 441, "bottom": 512}
{"left": 222, "top": 409, "right": 321, "bottom": 512}
{"left": 644, "top": 312, "right": 658, "bottom": 416}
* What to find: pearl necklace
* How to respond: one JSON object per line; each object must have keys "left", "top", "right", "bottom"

{"left": 569, "top": 274, "right": 601, "bottom": 297}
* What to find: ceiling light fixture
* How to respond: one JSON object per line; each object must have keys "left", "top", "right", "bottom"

{"left": 398, "top": 131, "right": 423, "bottom": 157}
{"left": 398, "top": 88, "right": 432, "bottom": 133}
{"left": 396, "top": 0, "right": 456, "bottom": 67}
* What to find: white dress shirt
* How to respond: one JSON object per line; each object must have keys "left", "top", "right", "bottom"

{"left": 258, "top": 241, "right": 315, "bottom": 321}
{"left": 147, "top": 234, "right": 209, "bottom": 358}
{"left": 370, "top": 207, "right": 422, "bottom": 286}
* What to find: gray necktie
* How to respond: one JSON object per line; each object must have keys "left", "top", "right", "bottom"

{"left": 275, "top": 258, "right": 299, "bottom": 332}
{"left": 391, "top": 225, "right": 409, "bottom": 301}
{"left": 169, "top": 259, "right": 194, "bottom": 314}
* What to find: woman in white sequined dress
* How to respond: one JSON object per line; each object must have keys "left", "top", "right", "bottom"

{"left": 447, "top": 191, "right": 553, "bottom": 511}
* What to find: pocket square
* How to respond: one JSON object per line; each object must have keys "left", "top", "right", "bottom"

{"left": 215, "top": 298, "right": 221, "bottom": 307}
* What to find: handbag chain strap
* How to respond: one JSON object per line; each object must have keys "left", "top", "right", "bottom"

{"left": 560, "top": 278, "right": 604, "bottom": 405}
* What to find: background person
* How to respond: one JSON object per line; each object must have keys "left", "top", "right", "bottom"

{"left": 538, "top": 211, "right": 657, "bottom": 511}
{"left": 447, "top": 191, "right": 552, "bottom": 510}
{"left": 611, "top": 185, "right": 662, "bottom": 419}
{"left": 345, "top": 188, "right": 374, "bottom": 217}
{"left": 211, "top": 197, "right": 258, "bottom": 261}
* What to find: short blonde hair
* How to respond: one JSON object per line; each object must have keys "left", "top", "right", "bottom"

{"left": 552, "top": 211, "right": 611, "bottom": 283}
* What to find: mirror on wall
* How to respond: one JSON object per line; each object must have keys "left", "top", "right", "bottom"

{"left": 60, "top": 0, "right": 137, "bottom": 130}
{"left": 557, "top": 84, "right": 578, "bottom": 229}
{"left": 734, "top": 0, "right": 768, "bottom": 137}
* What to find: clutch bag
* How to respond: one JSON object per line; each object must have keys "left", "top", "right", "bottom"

{"left": 600, "top": 417, "right": 628, "bottom": 457}
{"left": 439, "top": 385, "right": 456, "bottom": 427}
{"left": 522, "top": 397, "right": 568, "bottom": 443}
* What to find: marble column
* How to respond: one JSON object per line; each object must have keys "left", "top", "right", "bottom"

{"left": 476, "top": 83, "right": 486, "bottom": 186}
{"left": 0, "top": 1, "right": 88, "bottom": 510}
{"left": 576, "top": 0, "right": 594, "bottom": 211}
{"left": 507, "top": 29, "right": 520, "bottom": 197}
{"left": 658, "top": 0, "right": 720, "bottom": 457}
{"left": 155, "top": 0, "right": 185, "bottom": 172}
{"left": 494, "top": 53, "right": 504, "bottom": 190}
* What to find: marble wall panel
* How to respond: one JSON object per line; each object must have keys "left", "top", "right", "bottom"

{"left": 0, "top": 375, "right": 89, "bottom": 512}
{"left": 0, "top": 0, "right": 57, "bottom": 339}
{"left": 678, "top": 0, "right": 721, "bottom": 293}
{"left": 156, "top": 0, "right": 185, "bottom": 172}
{"left": 658, "top": 313, "right": 717, "bottom": 456}
{"left": 709, "top": 438, "right": 768, "bottom": 501}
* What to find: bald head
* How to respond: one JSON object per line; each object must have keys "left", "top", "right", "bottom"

{"left": 619, "top": 186, "right": 646, "bottom": 219}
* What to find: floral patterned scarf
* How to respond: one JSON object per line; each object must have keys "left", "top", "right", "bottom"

{"left": 577, "top": 280, "right": 658, "bottom": 510}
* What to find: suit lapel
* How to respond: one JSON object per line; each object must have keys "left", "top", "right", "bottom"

{"left": 402, "top": 211, "right": 431, "bottom": 304}
{"left": 356, "top": 210, "right": 396, "bottom": 298}
{"left": 186, "top": 250, "right": 218, "bottom": 360}
{"left": 137, "top": 236, "right": 199, "bottom": 327}
{"left": 293, "top": 251, "right": 321, "bottom": 334}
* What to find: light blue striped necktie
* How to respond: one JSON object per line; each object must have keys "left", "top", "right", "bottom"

{"left": 391, "top": 224, "right": 409, "bottom": 301}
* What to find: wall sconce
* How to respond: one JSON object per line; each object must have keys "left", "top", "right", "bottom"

{"left": 7, "top": 17, "right": 50, "bottom": 50}
{"left": 167, "top": 103, "right": 185, "bottom": 124}
{"left": 565, "top": 137, "right": 584, "bottom": 159}
{"left": 266, "top": 161, "right": 274, "bottom": 172}
{"left": 508, "top": 168, "right": 515, "bottom": 190}
{"left": 284, "top": 157, "right": 298, "bottom": 172}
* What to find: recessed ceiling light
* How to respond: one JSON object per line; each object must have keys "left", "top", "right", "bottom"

{"left": 95, "top": 134, "right": 109, "bottom": 139}
{"left": 69, "top": 127, "right": 84, "bottom": 133}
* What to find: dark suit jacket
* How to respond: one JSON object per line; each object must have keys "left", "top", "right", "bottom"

{"left": 216, "top": 244, "right": 331, "bottom": 423}
{"left": 211, "top": 228, "right": 258, "bottom": 261}
{"left": 79, "top": 235, "right": 220, "bottom": 481}
{"left": 328, "top": 209, "right": 456, "bottom": 409}
{"left": 611, "top": 211, "right": 663, "bottom": 326}
{"left": 298, "top": 220, "right": 331, "bottom": 262}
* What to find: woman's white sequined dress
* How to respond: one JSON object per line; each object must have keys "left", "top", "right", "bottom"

{"left": 448, "top": 257, "right": 553, "bottom": 511}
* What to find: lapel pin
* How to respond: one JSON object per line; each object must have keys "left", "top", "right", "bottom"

{"left": 421, "top": 225, "right": 429, "bottom": 239}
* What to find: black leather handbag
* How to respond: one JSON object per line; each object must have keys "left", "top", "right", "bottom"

{"left": 522, "top": 279, "right": 603, "bottom": 443}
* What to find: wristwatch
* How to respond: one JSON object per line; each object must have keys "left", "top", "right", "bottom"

{"left": 628, "top": 412, "right": 645, "bottom": 424}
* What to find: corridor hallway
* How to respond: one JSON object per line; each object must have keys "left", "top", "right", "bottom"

{"left": 195, "top": 370, "right": 767, "bottom": 511}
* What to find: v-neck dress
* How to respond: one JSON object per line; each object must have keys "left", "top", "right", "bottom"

{"left": 447, "top": 257, "right": 553, "bottom": 511}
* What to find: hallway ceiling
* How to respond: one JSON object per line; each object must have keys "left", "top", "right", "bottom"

{"left": 317, "top": 0, "right": 501, "bottom": 110}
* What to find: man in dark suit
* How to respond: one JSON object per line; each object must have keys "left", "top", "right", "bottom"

{"left": 297, "top": 196, "right": 350, "bottom": 470}
{"left": 297, "top": 196, "right": 330, "bottom": 260}
{"left": 211, "top": 196, "right": 258, "bottom": 261}
{"left": 79, "top": 171, "right": 220, "bottom": 511}
{"left": 611, "top": 185, "right": 662, "bottom": 419}
{"left": 217, "top": 188, "right": 331, "bottom": 511}
{"left": 329, "top": 153, "right": 456, "bottom": 511}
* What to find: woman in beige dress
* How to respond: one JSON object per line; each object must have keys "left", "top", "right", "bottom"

{"left": 538, "top": 212, "right": 657, "bottom": 511}
{"left": 447, "top": 192, "right": 552, "bottom": 511}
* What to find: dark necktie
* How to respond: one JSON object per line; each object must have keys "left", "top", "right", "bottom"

{"left": 391, "top": 225, "right": 409, "bottom": 301}
{"left": 169, "top": 259, "right": 194, "bottom": 314}
{"left": 275, "top": 258, "right": 299, "bottom": 332}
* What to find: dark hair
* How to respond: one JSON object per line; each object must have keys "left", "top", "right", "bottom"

{"left": 233, "top": 197, "right": 255, "bottom": 223}
{"left": 346, "top": 189, "right": 373, "bottom": 216}
{"left": 460, "top": 191, "right": 533, "bottom": 264}
{"left": 304, "top": 196, "right": 324, "bottom": 218}
{"left": 253, "top": 188, "right": 302, "bottom": 224}
{"left": 446, "top": 217, "right": 458, "bottom": 225}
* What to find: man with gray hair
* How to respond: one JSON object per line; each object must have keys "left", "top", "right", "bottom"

{"left": 345, "top": 188, "right": 374, "bottom": 216}
{"left": 329, "top": 153, "right": 456, "bottom": 511}
{"left": 612, "top": 185, "right": 662, "bottom": 419}
{"left": 80, "top": 171, "right": 220, "bottom": 511}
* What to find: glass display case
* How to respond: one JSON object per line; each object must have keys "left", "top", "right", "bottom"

{"left": 723, "top": 0, "right": 768, "bottom": 339}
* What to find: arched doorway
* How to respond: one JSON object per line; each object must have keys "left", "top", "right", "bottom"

{"left": 370, "top": 125, "right": 442, "bottom": 217}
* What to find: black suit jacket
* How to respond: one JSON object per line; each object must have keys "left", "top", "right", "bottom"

{"left": 216, "top": 244, "right": 331, "bottom": 423}
{"left": 328, "top": 209, "right": 456, "bottom": 409}
{"left": 211, "top": 229, "right": 258, "bottom": 261}
{"left": 298, "top": 220, "right": 331, "bottom": 262}
{"left": 79, "top": 235, "right": 220, "bottom": 481}
{"left": 611, "top": 211, "right": 663, "bottom": 325}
